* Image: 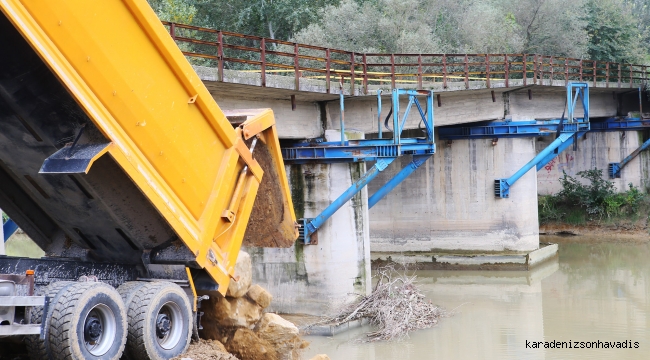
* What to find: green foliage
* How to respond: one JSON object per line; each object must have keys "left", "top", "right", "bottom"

{"left": 545, "top": 169, "right": 646, "bottom": 222}
{"left": 538, "top": 195, "right": 563, "bottom": 223}
{"left": 583, "top": 0, "right": 645, "bottom": 63}
{"left": 147, "top": 0, "right": 200, "bottom": 24}
{"left": 558, "top": 169, "right": 616, "bottom": 217}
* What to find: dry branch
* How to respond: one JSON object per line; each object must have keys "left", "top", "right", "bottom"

{"left": 313, "top": 266, "right": 444, "bottom": 342}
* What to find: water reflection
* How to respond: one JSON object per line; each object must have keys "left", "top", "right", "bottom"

{"left": 303, "top": 239, "right": 650, "bottom": 360}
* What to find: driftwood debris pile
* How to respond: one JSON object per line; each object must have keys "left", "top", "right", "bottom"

{"left": 317, "top": 266, "right": 444, "bottom": 342}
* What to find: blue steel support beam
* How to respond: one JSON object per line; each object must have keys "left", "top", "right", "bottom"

{"left": 299, "top": 158, "right": 396, "bottom": 244}
{"left": 609, "top": 137, "right": 650, "bottom": 178}
{"left": 368, "top": 154, "right": 432, "bottom": 208}
{"left": 535, "top": 132, "right": 587, "bottom": 171}
{"left": 3, "top": 219, "right": 18, "bottom": 242}
{"left": 495, "top": 131, "right": 585, "bottom": 198}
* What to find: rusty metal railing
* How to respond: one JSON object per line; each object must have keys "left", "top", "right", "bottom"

{"left": 163, "top": 21, "right": 649, "bottom": 95}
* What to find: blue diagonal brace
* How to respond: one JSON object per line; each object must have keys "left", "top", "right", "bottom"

{"left": 535, "top": 132, "right": 587, "bottom": 171}
{"left": 495, "top": 131, "right": 586, "bottom": 198}
{"left": 299, "top": 157, "right": 396, "bottom": 244}
{"left": 368, "top": 154, "right": 432, "bottom": 208}
{"left": 609, "top": 137, "right": 650, "bottom": 178}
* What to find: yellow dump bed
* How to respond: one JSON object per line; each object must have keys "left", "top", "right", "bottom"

{"left": 0, "top": 0, "right": 297, "bottom": 294}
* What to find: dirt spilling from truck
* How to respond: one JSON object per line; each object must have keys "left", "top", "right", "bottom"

{"left": 243, "top": 141, "right": 296, "bottom": 248}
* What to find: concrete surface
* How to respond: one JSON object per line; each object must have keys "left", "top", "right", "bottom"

{"left": 537, "top": 131, "right": 645, "bottom": 195}
{"left": 244, "top": 157, "right": 371, "bottom": 315}
{"left": 369, "top": 136, "right": 540, "bottom": 252}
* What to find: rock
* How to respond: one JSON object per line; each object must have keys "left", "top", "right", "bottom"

{"left": 225, "top": 328, "right": 277, "bottom": 360}
{"left": 246, "top": 284, "right": 273, "bottom": 309}
{"left": 309, "top": 355, "right": 331, "bottom": 360}
{"left": 200, "top": 295, "right": 263, "bottom": 336}
{"left": 254, "top": 313, "right": 306, "bottom": 360}
{"left": 227, "top": 251, "right": 252, "bottom": 298}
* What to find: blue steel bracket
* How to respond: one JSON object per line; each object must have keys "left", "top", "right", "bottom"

{"left": 298, "top": 158, "right": 395, "bottom": 244}
{"left": 607, "top": 136, "right": 650, "bottom": 179}
{"left": 608, "top": 163, "right": 622, "bottom": 179}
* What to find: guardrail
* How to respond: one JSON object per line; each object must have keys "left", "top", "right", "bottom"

{"left": 163, "top": 21, "right": 649, "bottom": 95}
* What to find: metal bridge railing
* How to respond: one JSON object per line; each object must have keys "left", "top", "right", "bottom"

{"left": 162, "top": 21, "right": 649, "bottom": 95}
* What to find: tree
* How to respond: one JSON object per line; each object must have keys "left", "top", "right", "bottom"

{"left": 293, "top": 0, "right": 443, "bottom": 53}
{"left": 147, "top": 0, "right": 200, "bottom": 24}
{"left": 192, "top": 0, "right": 339, "bottom": 40}
{"left": 583, "top": 0, "right": 644, "bottom": 63}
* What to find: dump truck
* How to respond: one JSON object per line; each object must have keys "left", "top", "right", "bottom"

{"left": 0, "top": 0, "right": 298, "bottom": 359}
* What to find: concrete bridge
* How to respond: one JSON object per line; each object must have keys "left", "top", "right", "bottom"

{"left": 167, "top": 22, "right": 650, "bottom": 314}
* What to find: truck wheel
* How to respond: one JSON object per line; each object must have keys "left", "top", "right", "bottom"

{"left": 124, "top": 282, "right": 192, "bottom": 360}
{"left": 48, "top": 282, "right": 127, "bottom": 360}
{"left": 117, "top": 281, "right": 147, "bottom": 306}
{"left": 24, "top": 281, "right": 75, "bottom": 360}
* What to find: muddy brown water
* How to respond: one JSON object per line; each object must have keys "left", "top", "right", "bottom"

{"left": 303, "top": 237, "right": 650, "bottom": 360}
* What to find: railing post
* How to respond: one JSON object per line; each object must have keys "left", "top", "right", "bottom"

{"left": 549, "top": 56, "right": 554, "bottom": 86}
{"left": 522, "top": 54, "right": 527, "bottom": 86}
{"left": 260, "top": 38, "right": 266, "bottom": 87}
{"left": 605, "top": 62, "right": 610, "bottom": 87}
{"left": 325, "top": 49, "right": 331, "bottom": 94}
{"left": 533, "top": 54, "right": 539, "bottom": 84}
{"left": 417, "top": 54, "right": 423, "bottom": 90}
{"left": 464, "top": 54, "right": 469, "bottom": 89}
{"left": 618, "top": 63, "right": 622, "bottom": 88}
{"left": 629, "top": 64, "right": 633, "bottom": 87}
{"left": 363, "top": 54, "right": 368, "bottom": 95}
{"left": 350, "top": 52, "right": 356, "bottom": 95}
{"left": 564, "top": 58, "right": 568, "bottom": 86}
{"left": 593, "top": 60, "right": 596, "bottom": 87}
{"left": 504, "top": 54, "right": 509, "bottom": 88}
{"left": 390, "top": 54, "right": 396, "bottom": 90}
{"left": 442, "top": 54, "right": 448, "bottom": 89}
{"left": 486, "top": 54, "right": 491, "bottom": 88}
{"left": 579, "top": 59, "right": 583, "bottom": 82}
{"left": 217, "top": 30, "right": 224, "bottom": 82}
{"left": 170, "top": 23, "right": 176, "bottom": 39}
{"left": 294, "top": 43, "right": 300, "bottom": 91}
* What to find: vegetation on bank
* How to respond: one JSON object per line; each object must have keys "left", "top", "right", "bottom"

{"left": 539, "top": 169, "right": 648, "bottom": 227}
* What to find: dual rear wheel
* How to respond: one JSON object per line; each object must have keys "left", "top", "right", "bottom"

{"left": 26, "top": 281, "right": 192, "bottom": 360}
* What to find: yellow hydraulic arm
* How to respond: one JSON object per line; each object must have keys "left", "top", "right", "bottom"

{"left": 0, "top": 0, "right": 298, "bottom": 294}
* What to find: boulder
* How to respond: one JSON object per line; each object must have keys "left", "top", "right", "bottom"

{"left": 201, "top": 295, "right": 263, "bottom": 333}
{"left": 254, "top": 313, "right": 307, "bottom": 360}
{"left": 227, "top": 251, "right": 252, "bottom": 298}
{"left": 224, "top": 328, "right": 277, "bottom": 360}
{"left": 246, "top": 284, "right": 273, "bottom": 309}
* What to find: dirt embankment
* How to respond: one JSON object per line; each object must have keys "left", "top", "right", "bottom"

{"left": 540, "top": 221, "right": 650, "bottom": 243}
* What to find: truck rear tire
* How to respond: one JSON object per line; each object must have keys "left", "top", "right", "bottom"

{"left": 24, "top": 281, "right": 75, "bottom": 360}
{"left": 123, "top": 282, "right": 192, "bottom": 360}
{"left": 47, "top": 282, "right": 127, "bottom": 360}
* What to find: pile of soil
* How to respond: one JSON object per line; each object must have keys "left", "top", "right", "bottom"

{"left": 173, "top": 339, "right": 239, "bottom": 360}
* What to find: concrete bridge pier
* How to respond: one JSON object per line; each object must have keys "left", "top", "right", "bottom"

{"left": 370, "top": 136, "right": 541, "bottom": 260}
{"left": 245, "top": 158, "right": 371, "bottom": 315}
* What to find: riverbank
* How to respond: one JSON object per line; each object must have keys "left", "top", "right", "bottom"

{"left": 540, "top": 222, "right": 650, "bottom": 242}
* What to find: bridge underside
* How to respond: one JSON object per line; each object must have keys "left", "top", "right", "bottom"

{"left": 195, "top": 67, "right": 646, "bottom": 314}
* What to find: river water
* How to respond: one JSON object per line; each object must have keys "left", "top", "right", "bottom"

{"left": 303, "top": 238, "right": 650, "bottom": 360}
